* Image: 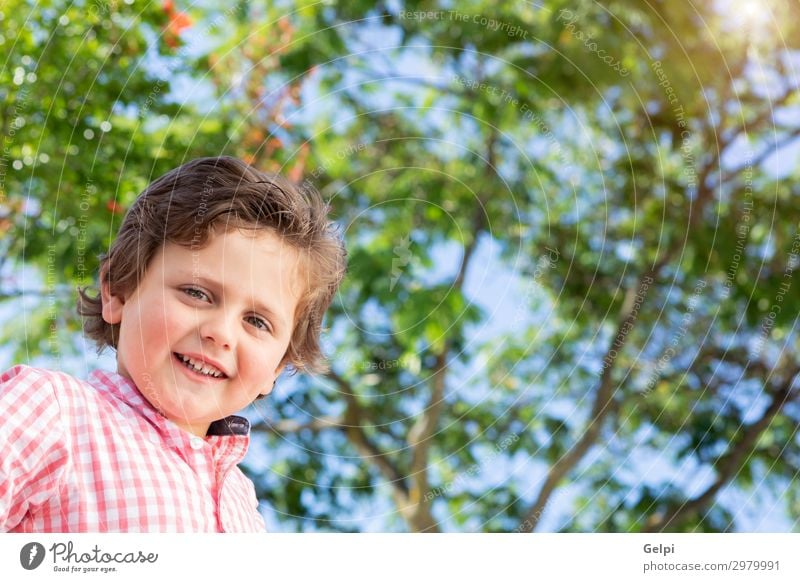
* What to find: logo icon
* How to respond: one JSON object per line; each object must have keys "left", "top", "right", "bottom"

{"left": 20, "top": 542, "right": 46, "bottom": 570}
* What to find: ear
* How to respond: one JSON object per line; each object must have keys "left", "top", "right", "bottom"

{"left": 100, "top": 269, "right": 125, "bottom": 325}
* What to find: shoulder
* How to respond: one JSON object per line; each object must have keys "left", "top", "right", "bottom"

{"left": 1, "top": 365, "right": 60, "bottom": 406}
{"left": 0, "top": 365, "right": 100, "bottom": 423}
{"left": 0, "top": 366, "right": 70, "bottom": 462}
{"left": 1, "top": 364, "right": 85, "bottom": 387}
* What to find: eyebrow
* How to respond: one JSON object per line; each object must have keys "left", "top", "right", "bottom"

{"left": 183, "top": 274, "right": 288, "bottom": 333}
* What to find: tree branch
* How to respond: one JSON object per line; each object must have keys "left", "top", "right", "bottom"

{"left": 404, "top": 348, "right": 448, "bottom": 532}
{"left": 516, "top": 80, "right": 764, "bottom": 530}
{"left": 517, "top": 266, "right": 660, "bottom": 532}
{"left": 0, "top": 287, "right": 75, "bottom": 301}
{"left": 642, "top": 366, "right": 800, "bottom": 532}
{"left": 719, "top": 125, "right": 800, "bottom": 186}
{"left": 400, "top": 127, "right": 498, "bottom": 532}
{"left": 250, "top": 415, "right": 342, "bottom": 435}
{"left": 327, "top": 368, "right": 410, "bottom": 506}
{"left": 720, "top": 87, "right": 796, "bottom": 149}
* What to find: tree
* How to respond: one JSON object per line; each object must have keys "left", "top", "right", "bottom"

{"left": 3, "top": 0, "right": 799, "bottom": 532}
{"left": 0, "top": 0, "right": 237, "bottom": 361}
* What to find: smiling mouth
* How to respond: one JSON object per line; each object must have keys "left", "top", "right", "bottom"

{"left": 173, "top": 353, "right": 228, "bottom": 379}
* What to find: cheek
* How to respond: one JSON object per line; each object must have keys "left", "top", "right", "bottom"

{"left": 124, "top": 297, "right": 185, "bottom": 353}
{"left": 160, "top": 303, "right": 190, "bottom": 344}
{"left": 238, "top": 346, "right": 277, "bottom": 389}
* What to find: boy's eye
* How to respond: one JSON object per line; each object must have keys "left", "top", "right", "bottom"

{"left": 183, "top": 287, "right": 210, "bottom": 302}
{"left": 246, "top": 315, "right": 272, "bottom": 333}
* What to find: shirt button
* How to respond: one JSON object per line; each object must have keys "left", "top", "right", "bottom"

{"left": 149, "top": 433, "right": 160, "bottom": 444}
{"left": 190, "top": 436, "right": 204, "bottom": 450}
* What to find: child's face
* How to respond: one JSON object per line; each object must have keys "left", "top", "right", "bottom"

{"left": 101, "top": 227, "right": 303, "bottom": 437}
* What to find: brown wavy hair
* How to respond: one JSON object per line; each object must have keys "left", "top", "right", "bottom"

{"left": 77, "top": 156, "right": 346, "bottom": 374}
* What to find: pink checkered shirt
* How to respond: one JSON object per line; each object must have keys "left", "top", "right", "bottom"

{"left": 0, "top": 365, "right": 266, "bottom": 532}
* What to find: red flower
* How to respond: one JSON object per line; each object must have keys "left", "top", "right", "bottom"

{"left": 168, "top": 11, "right": 192, "bottom": 35}
{"left": 162, "top": 0, "right": 191, "bottom": 49}
{"left": 106, "top": 200, "right": 124, "bottom": 214}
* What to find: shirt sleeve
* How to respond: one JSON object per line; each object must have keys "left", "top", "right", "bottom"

{"left": 0, "top": 366, "right": 69, "bottom": 532}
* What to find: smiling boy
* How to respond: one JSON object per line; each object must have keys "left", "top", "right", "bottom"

{"left": 0, "top": 156, "right": 346, "bottom": 532}
{"left": 103, "top": 225, "right": 301, "bottom": 438}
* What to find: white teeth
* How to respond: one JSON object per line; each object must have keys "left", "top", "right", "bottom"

{"left": 177, "top": 354, "right": 225, "bottom": 378}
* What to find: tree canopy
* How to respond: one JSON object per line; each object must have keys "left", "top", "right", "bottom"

{"left": 2, "top": 0, "right": 800, "bottom": 532}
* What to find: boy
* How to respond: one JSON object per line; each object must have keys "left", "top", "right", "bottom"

{"left": 0, "top": 156, "right": 346, "bottom": 532}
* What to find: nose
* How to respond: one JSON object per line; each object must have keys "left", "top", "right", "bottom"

{"left": 198, "top": 311, "right": 234, "bottom": 349}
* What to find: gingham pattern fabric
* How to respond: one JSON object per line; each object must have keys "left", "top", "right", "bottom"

{"left": 0, "top": 365, "right": 266, "bottom": 533}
